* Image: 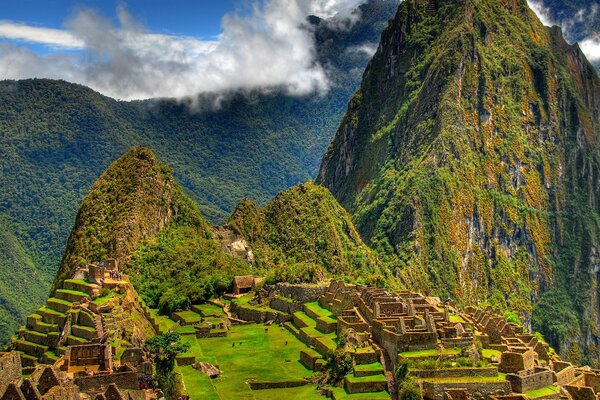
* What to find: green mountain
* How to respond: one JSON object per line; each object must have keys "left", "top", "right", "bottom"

{"left": 56, "top": 146, "right": 250, "bottom": 316}
{"left": 0, "top": 1, "right": 399, "bottom": 345}
{"left": 228, "top": 181, "right": 389, "bottom": 286}
{"left": 318, "top": 0, "right": 600, "bottom": 365}
{"left": 53, "top": 148, "right": 381, "bottom": 316}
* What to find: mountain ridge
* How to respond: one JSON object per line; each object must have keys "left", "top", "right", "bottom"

{"left": 318, "top": 0, "right": 600, "bottom": 364}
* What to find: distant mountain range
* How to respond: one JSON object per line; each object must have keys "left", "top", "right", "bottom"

{"left": 0, "top": 0, "right": 400, "bottom": 345}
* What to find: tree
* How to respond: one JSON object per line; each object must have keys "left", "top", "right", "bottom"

{"left": 145, "top": 332, "right": 190, "bottom": 399}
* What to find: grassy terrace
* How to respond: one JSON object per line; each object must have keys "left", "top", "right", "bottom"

{"left": 482, "top": 349, "right": 502, "bottom": 359}
{"left": 192, "top": 304, "right": 227, "bottom": 318}
{"left": 416, "top": 373, "right": 507, "bottom": 384}
{"left": 173, "top": 310, "right": 202, "bottom": 325}
{"left": 330, "top": 387, "right": 389, "bottom": 399}
{"left": 38, "top": 306, "right": 65, "bottom": 317}
{"left": 178, "top": 323, "right": 318, "bottom": 400}
{"left": 525, "top": 385, "right": 559, "bottom": 399}
{"left": 148, "top": 308, "right": 177, "bottom": 334}
{"left": 354, "top": 363, "right": 384, "bottom": 373}
{"left": 304, "top": 302, "right": 336, "bottom": 319}
{"left": 399, "top": 348, "right": 461, "bottom": 359}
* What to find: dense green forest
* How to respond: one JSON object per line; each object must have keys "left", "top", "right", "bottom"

{"left": 0, "top": 0, "right": 399, "bottom": 345}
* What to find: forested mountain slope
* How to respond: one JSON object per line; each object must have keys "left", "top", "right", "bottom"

{"left": 319, "top": 0, "right": 600, "bottom": 365}
{"left": 0, "top": 0, "right": 399, "bottom": 345}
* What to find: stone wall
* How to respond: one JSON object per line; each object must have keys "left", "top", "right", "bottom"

{"left": 230, "top": 302, "right": 291, "bottom": 324}
{"left": 499, "top": 350, "right": 535, "bottom": 373}
{"left": 585, "top": 372, "right": 600, "bottom": 393}
{"left": 269, "top": 297, "right": 303, "bottom": 314}
{"left": 421, "top": 381, "right": 512, "bottom": 400}
{"left": 411, "top": 367, "right": 499, "bottom": 379}
{"left": 247, "top": 380, "right": 308, "bottom": 390}
{"left": 274, "top": 283, "right": 327, "bottom": 303}
{"left": 0, "top": 352, "right": 22, "bottom": 397}
{"left": 75, "top": 371, "right": 138, "bottom": 392}
{"left": 506, "top": 368, "right": 555, "bottom": 393}
{"left": 564, "top": 385, "right": 597, "bottom": 400}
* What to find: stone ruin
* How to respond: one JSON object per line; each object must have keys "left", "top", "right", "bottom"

{"left": 62, "top": 344, "right": 112, "bottom": 373}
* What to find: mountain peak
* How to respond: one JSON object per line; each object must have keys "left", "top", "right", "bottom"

{"left": 53, "top": 146, "right": 209, "bottom": 290}
{"left": 318, "top": 0, "right": 600, "bottom": 362}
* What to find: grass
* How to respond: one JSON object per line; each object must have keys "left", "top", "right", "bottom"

{"left": 148, "top": 308, "right": 177, "bottom": 333}
{"left": 294, "top": 312, "right": 317, "bottom": 327}
{"left": 56, "top": 289, "right": 89, "bottom": 296}
{"left": 416, "top": 373, "right": 507, "bottom": 384}
{"left": 38, "top": 307, "right": 65, "bottom": 317}
{"left": 178, "top": 323, "right": 316, "bottom": 399}
{"left": 345, "top": 374, "right": 387, "bottom": 384}
{"left": 304, "top": 302, "right": 335, "bottom": 319}
{"left": 399, "top": 348, "right": 461, "bottom": 358}
{"left": 354, "top": 363, "right": 384, "bottom": 373}
{"left": 192, "top": 303, "right": 226, "bottom": 318}
{"left": 329, "top": 387, "right": 389, "bottom": 399}
{"left": 449, "top": 314, "right": 466, "bottom": 323}
{"left": 175, "top": 325, "right": 197, "bottom": 335}
{"left": 482, "top": 349, "right": 502, "bottom": 359}
{"left": 173, "top": 311, "right": 202, "bottom": 325}
{"left": 92, "top": 290, "right": 123, "bottom": 305}
{"left": 48, "top": 298, "right": 73, "bottom": 306}
{"left": 525, "top": 385, "right": 559, "bottom": 398}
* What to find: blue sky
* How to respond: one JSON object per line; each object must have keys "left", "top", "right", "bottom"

{"left": 2, "top": 0, "right": 237, "bottom": 39}
{"left": 0, "top": 0, "right": 367, "bottom": 100}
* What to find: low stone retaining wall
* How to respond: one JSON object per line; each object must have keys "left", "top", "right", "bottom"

{"left": 75, "top": 371, "right": 138, "bottom": 392}
{"left": 300, "top": 349, "right": 322, "bottom": 371}
{"left": 176, "top": 355, "right": 196, "bottom": 366}
{"left": 344, "top": 376, "right": 388, "bottom": 394}
{"left": 247, "top": 380, "right": 308, "bottom": 390}
{"left": 420, "top": 380, "right": 512, "bottom": 400}
{"left": 274, "top": 283, "right": 327, "bottom": 303}
{"left": 230, "top": 303, "right": 291, "bottom": 324}
{"left": 350, "top": 348, "right": 380, "bottom": 365}
{"left": 269, "top": 297, "right": 304, "bottom": 314}
{"left": 316, "top": 318, "right": 337, "bottom": 334}
{"left": 411, "top": 367, "right": 499, "bottom": 379}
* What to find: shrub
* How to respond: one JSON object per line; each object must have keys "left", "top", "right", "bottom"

{"left": 398, "top": 379, "right": 422, "bottom": 400}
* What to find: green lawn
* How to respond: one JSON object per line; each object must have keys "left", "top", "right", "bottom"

{"left": 173, "top": 311, "right": 202, "bottom": 325}
{"left": 449, "top": 315, "right": 466, "bottom": 323}
{"left": 417, "top": 373, "right": 507, "bottom": 384}
{"left": 354, "top": 363, "right": 384, "bottom": 373}
{"left": 148, "top": 309, "right": 177, "bottom": 333}
{"left": 304, "top": 302, "right": 335, "bottom": 319}
{"left": 192, "top": 303, "right": 227, "bottom": 318}
{"left": 399, "top": 348, "right": 461, "bottom": 359}
{"left": 482, "top": 349, "right": 502, "bottom": 359}
{"left": 179, "top": 324, "right": 318, "bottom": 399}
{"left": 525, "top": 385, "right": 559, "bottom": 398}
{"left": 329, "top": 387, "right": 390, "bottom": 399}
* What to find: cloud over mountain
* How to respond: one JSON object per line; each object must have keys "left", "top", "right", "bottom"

{"left": 0, "top": 0, "right": 366, "bottom": 100}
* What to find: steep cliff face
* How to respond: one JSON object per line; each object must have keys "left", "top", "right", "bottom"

{"left": 318, "top": 0, "right": 600, "bottom": 363}
{"left": 228, "top": 182, "right": 389, "bottom": 286}
{"left": 54, "top": 146, "right": 212, "bottom": 290}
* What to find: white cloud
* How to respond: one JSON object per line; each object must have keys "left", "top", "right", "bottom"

{"left": 527, "top": 0, "right": 556, "bottom": 27}
{"left": 0, "top": 0, "right": 368, "bottom": 101}
{"left": 580, "top": 35, "right": 600, "bottom": 62}
{"left": 528, "top": 0, "right": 600, "bottom": 63}
{"left": 0, "top": 21, "right": 84, "bottom": 49}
